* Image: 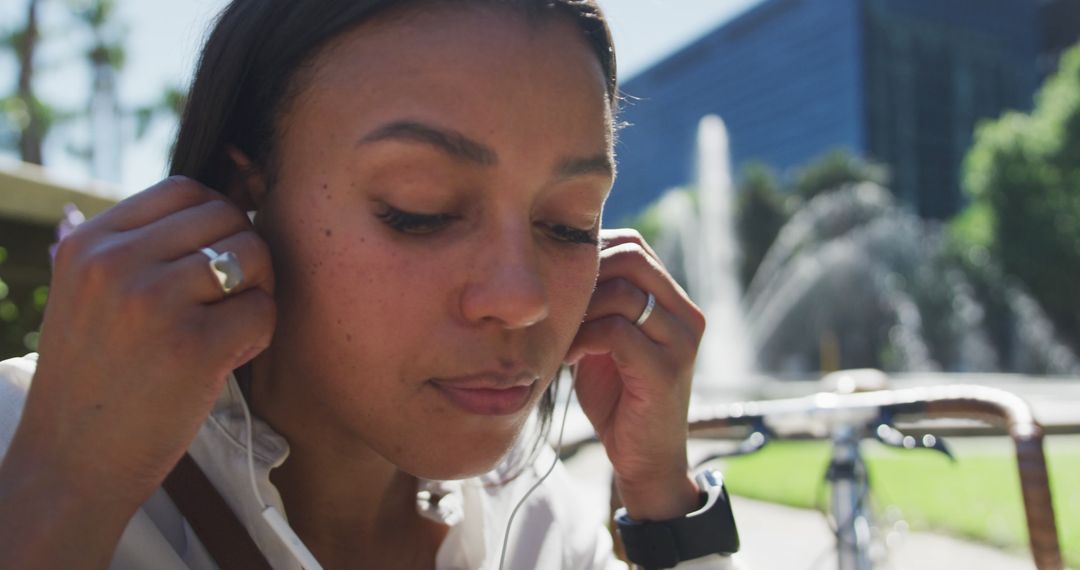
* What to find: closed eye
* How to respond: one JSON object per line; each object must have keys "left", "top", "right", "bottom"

{"left": 545, "top": 223, "right": 598, "bottom": 246}
{"left": 376, "top": 205, "right": 459, "bottom": 235}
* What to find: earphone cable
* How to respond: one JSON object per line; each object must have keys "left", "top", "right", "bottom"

{"left": 497, "top": 377, "right": 575, "bottom": 570}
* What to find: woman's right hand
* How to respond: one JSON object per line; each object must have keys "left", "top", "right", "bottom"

{"left": 0, "top": 176, "right": 276, "bottom": 566}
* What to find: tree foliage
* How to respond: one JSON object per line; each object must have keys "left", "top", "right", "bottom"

{"left": 735, "top": 162, "right": 789, "bottom": 288}
{"left": 962, "top": 42, "right": 1080, "bottom": 344}
{"left": 735, "top": 150, "right": 885, "bottom": 287}
{"left": 3, "top": 0, "right": 47, "bottom": 163}
{"left": 792, "top": 148, "right": 890, "bottom": 201}
{"left": 1, "top": 0, "right": 185, "bottom": 177}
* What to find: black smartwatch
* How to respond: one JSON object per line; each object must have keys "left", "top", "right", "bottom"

{"left": 614, "top": 470, "right": 740, "bottom": 569}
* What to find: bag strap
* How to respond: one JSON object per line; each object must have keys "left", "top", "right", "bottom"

{"left": 162, "top": 453, "right": 274, "bottom": 570}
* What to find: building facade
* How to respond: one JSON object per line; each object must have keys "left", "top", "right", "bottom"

{"left": 1040, "top": 0, "right": 1080, "bottom": 80}
{"left": 608, "top": 0, "right": 1047, "bottom": 223}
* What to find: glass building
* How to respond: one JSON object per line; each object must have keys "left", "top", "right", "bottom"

{"left": 608, "top": 0, "right": 1046, "bottom": 223}
{"left": 1040, "top": 0, "right": 1080, "bottom": 80}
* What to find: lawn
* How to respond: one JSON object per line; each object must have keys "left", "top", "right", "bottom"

{"left": 716, "top": 436, "right": 1080, "bottom": 568}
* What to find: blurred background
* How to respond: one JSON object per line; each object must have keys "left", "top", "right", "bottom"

{"left": 1, "top": 0, "right": 1078, "bottom": 567}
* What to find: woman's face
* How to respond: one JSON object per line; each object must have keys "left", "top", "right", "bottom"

{"left": 254, "top": 6, "right": 613, "bottom": 479}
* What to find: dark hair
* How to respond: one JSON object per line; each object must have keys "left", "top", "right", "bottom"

{"left": 169, "top": 0, "right": 618, "bottom": 455}
{"left": 170, "top": 0, "right": 617, "bottom": 188}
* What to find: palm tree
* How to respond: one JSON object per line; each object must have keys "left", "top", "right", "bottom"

{"left": 72, "top": 0, "right": 126, "bottom": 182}
{"left": 1, "top": 0, "right": 52, "bottom": 164}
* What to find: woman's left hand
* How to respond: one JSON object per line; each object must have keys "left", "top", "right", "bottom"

{"left": 565, "top": 228, "right": 706, "bottom": 521}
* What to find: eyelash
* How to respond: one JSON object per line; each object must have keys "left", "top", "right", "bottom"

{"left": 376, "top": 205, "right": 598, "bottom": 245}
{"left": 375, "top": 206, "right": 459, "bottom": 235}
{"left": 547, "top": 224, "right": 599, "bottom": 246}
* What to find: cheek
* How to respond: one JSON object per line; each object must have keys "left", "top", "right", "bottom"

{"left": 262, "top": 195, "right": 426, "bottom": 361}
{"left": 310, "top": 230, "right": 443, "bottom": 356}
{"left": 546, "top": 251, "right": 600, "bottom": 340}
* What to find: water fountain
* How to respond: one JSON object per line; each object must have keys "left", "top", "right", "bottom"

{"left": 654, "top": 116, "right": 756, "bottom": 395}
{"left": 649, "top": 115, "right": 1080, "bottom": 388}
{"left": 742, "top": 183, "right": 1080, "bottom": 375}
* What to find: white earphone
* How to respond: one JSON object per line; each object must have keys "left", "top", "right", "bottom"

{"left": 237, "top": 387, "right": 325, "bottom": 570}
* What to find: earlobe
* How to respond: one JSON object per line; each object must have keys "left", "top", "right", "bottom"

{"left": 224, "top": 145, "right": 269, "bottom": 212}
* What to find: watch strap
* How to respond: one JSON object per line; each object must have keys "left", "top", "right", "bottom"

{"left": 615, "top": 470, "right": 739, "bottom": 569}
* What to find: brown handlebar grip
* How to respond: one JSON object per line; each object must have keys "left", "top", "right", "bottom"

{"left": 918, "top": 394, "right": 1062, "bottom": 570}
{"left": 1015, "top": 434, "right": 1063, "bottom": 570}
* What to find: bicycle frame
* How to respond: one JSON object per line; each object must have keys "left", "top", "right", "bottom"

{"left": 827, "top": 424, "right": 872, "bottom": 570}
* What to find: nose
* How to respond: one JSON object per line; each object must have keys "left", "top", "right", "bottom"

{"left": 459, "top": 232, "right": 549, "bottom": 329}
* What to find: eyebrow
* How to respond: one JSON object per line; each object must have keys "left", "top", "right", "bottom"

{"left": 358, "top": 120, "right": 496, "bottom": 166}
{"left": 357, "top": 119, "right": 614, "bottom": 179}
{"left": 556, "top": 154, "right": 615, "bottom": 180}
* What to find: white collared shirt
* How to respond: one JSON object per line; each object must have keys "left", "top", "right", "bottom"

{"left": 0, "top": 354, "right": 737, "bottom": 569}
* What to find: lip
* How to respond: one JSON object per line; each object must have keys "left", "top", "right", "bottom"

{"left": 430, "top": 371, "right": 537, "bottom": 416}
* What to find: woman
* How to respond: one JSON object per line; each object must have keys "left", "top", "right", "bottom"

{"left": 0, "top": 1, "right": 738, "bottom": 568}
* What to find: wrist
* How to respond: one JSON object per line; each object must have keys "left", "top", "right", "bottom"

{"left": 0, "top": 447, "right": 135, "bottom": 567}
{"left": 616, "top": 470, "right": 700, "bottom": 521}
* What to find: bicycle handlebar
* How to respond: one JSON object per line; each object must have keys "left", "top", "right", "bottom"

{"left": 686, "top": 384, "right": 1062, "bottom": 570}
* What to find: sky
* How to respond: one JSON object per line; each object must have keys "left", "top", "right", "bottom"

{"left": 1, "top": 0, "right": 762, "bottom": 197}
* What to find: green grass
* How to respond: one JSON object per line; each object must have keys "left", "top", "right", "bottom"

{"left": 717, "top": 437, "right": 1080, "bottom": 568}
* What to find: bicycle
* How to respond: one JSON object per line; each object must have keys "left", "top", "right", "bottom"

{"left": 563, "top": 369, "right": 1064, "bottom": 570}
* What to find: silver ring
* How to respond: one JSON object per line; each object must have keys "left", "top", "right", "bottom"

{"left": 634, "top": 292, "right": 656, "bottom": 327}
{"left": 200, "top": 247, "right": 244, "bottom": 295}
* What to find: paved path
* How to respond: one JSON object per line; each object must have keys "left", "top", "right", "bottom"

{"left": 561, "top": 442, "right": 1044, "bottom": 569}
{"left": 730, "top": 496, "right": 1034, "bottom": 570}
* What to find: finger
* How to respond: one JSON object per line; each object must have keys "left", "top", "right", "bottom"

{"left": 586, "top": 278, "right": 694, "bottom": 347}
{"left": 128, "top": 195, "right": 253, "bottom": 262}
{"left": 564, "top": 315, "right": 674, "bottom": 381}
{"left": 166, "top": 230, "right": 275, "bottom": 303}
{"left": 93, "top": 176, "right": 224, "bottom": 233}
{"left": 199, "top": 286, "right": 277, "bottom": 376}
{"left": 600, "top": 228, "right": 663, "bottom": 265}
{"left": 598, "top": 243, "right": 705, "bottom": 336}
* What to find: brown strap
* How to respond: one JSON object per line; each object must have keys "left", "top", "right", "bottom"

{"left": 162, "top": 453, "right": 274, "bottom": 570}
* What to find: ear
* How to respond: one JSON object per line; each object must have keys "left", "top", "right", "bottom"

{"left": 224, "top": 145, "right": 269, "bottom": 212}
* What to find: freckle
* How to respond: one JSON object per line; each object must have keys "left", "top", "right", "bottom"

{"left": 322, "top": 183, "right": 328, "bottom": 190}
{"left": 324, "top": 228, "right": 332, "bottom": 237}
{"left": 359, "top": 237, "right": 366, "bottom": 243}
{"left": 346, "top": 333, "right": 352, "bottom": 342}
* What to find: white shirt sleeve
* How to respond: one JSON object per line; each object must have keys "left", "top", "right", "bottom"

{"left": 0, "top": 354, "right": 36, "bottom": 461}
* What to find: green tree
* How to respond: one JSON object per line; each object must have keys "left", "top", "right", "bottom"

{"left": 2, "top": 0, "right": 186, "bottom": 177}
{"left": 77, "top": 0, "right": 125, "bottom": 180}
{"left": 792, "top": 148, "right": 890, "bottom": 201}
{"left": 963, "top": 42, "right": 1080, "bottom": 344}
{"left": 0, "top": 0, "right": 52, "bottom": 164}
{"left": 735, "top": 162, "right": 789, "bottom": 287}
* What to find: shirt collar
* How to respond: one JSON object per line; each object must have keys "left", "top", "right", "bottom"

{"left": 189, "top": 373, "right": 514, "bottom": 569}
